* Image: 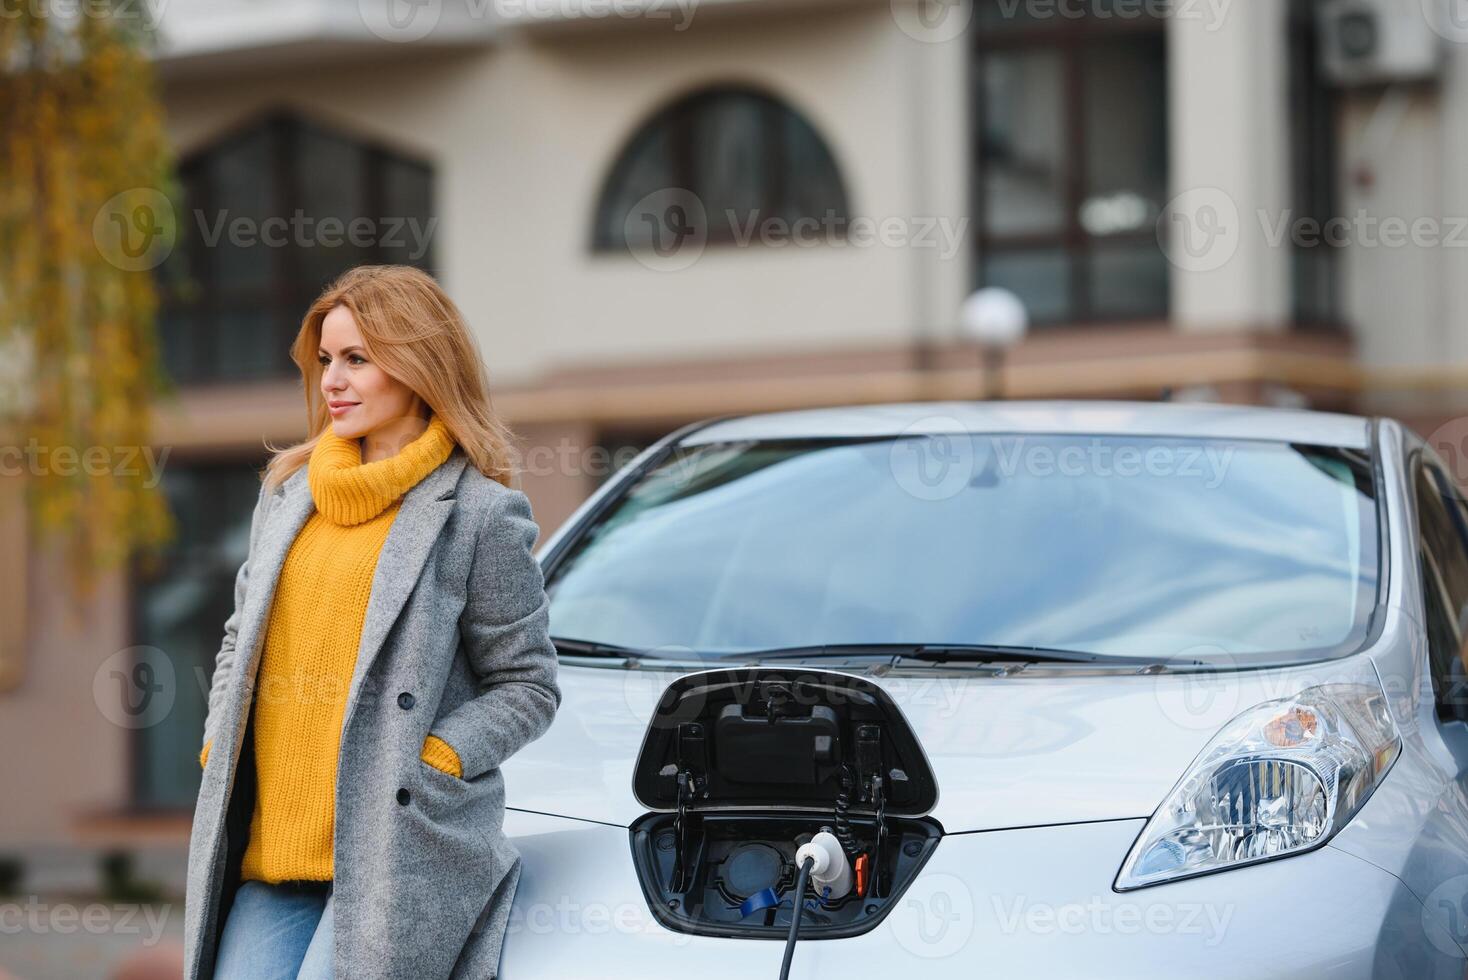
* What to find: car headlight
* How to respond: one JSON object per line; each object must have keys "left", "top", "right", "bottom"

{"left": 1115, "top": 681, "right": 1400, "bottom": 890}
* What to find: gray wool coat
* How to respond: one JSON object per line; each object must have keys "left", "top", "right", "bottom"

{"left": 182, "top": 444, "right": 562, "bottom": 980}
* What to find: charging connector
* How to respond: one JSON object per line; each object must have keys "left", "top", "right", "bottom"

{"left": 794, "top": 831, "right": 853, "bottom": 901}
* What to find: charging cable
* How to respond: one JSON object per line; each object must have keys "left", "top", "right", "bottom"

{"left": 778, "top": 855, "right": 816, "bottom": 980}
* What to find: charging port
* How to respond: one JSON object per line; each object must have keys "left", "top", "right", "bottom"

{"left": 629, "top": 668, "right": 943, "bottom": 939}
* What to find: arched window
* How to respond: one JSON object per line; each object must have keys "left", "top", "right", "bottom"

{"left": 593, "top": 86, "right": 850, "bottom": 251}
{"left": 157, "top": 111, "right": 435, "bottom": 384}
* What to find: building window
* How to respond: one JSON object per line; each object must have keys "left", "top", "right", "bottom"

{"left": 157, "top": 112, "right": 436, "bottom": 385}
{"left": 592, "top": 86, "right": 850, "bottom": 251}
{"left": 129, "top": 458, "right": 266, "bottom": 808}
{"left": 1288, "top": 0, "right": 1342, "bottom": 327}
{"left": 973, "top": 3, "right": 1170, "bottom": 323}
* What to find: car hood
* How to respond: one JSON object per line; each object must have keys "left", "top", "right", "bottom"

{"left": 500, "top": 657, "right": 1370, "bottom": 833}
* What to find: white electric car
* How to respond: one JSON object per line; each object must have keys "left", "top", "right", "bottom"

{"left": 495, "top": 401, "right": 1468, "bottom": 979}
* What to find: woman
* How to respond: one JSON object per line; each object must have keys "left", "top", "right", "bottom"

{"left": 181, "top": 265, "right": 562, "bottom": 980}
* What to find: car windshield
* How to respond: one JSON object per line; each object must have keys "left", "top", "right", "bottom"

{"left": 543, "top": 433, "right": 1380, "bottom": 666}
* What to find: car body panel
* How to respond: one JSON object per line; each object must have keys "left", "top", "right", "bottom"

{"left": 500, "top": 654, "right": 1388, "bottom": 833}
{"left": 1327, "top": 420, "right": 1468, "bottom": 950}
{"left": 499, "top": 809, "right": 1463, "bottom": 978}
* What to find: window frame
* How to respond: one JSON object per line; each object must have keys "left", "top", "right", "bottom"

{"left": 1286, "top": 0, "right": 1345, "bottom": 330}
{"left": 970, "top": 3, "right": 1170, "bottom": 324}
{"left": 157, "top": 110, "right": 437, "bottom": 386}
{"left": 590, "top": 85, "right": 851, "bottom": 253}
{"left": 126, "top": 452, "right": 270, "bottom": 811}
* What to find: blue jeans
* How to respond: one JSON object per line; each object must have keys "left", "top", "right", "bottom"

{"left": 214, "top": 879, "right": 334, "bottom": 980}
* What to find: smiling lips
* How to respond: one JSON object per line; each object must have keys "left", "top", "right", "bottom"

{"left": 328, "top": 400, "right": 360, "bottom": 414}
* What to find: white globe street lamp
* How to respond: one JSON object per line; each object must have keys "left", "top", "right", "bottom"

{"left": 959, "top": 287, "right": 1029, "bottom": 400}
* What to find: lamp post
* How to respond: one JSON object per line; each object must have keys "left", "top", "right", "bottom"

{"left": 959, "top": 287, "right": 1029, "bottom": 400}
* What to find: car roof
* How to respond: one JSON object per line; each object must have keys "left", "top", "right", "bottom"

{"left": 680, "top": 400, "right": 1373, "bottom": 450}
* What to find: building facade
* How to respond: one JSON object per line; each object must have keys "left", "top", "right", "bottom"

{"left": 3, "top": 0, "right": 1467, "bottom": 899}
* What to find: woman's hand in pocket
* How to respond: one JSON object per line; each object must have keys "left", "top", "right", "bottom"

{"left": 420, "top": 734, "right": 463, "bottom": 778}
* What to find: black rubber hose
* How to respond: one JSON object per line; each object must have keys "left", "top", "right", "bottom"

{"left": 833, "top": 766, "right": 858, "bottom": 858}
{"left": 778, "top": 856, "right": 815, "bottom": 980}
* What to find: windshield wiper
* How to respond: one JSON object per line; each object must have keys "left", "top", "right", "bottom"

{"left": 551, "top": 637, "right": 649, "bottom": 660}
{"left": 722, "top": 643, "right": 1181, "bottom": 667}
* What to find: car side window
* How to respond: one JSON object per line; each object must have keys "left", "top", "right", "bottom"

{"left": 1415, "top": 459, "right": 1468, "bottom": 724}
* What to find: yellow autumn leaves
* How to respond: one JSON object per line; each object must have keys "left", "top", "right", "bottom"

{"left": 1, "top": 4, "right": 179, "bottom": 596}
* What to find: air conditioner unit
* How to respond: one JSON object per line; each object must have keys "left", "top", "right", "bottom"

{"left": 1318, "top": 0, "right": 1442, "bottom": 86}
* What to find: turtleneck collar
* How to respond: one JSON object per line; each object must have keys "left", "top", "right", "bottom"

{"left": 308, "top": 413, "right": 456, "bottom": 526}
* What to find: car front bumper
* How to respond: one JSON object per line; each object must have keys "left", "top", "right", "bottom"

{"left": 499, "top": 809, "right": 1464, "bottom": 979}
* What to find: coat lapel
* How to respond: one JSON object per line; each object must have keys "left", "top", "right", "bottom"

{"left": 343, "top": 448, "right": 467, "bottom": 731}
{"left": 227, "top": 447, "right": 470, "bottom": 747}
{"left": 225, "top": 467, "right": 317, "bottom": 707}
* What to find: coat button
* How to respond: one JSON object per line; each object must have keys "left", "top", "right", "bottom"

{"left": 397, "top": 788, "right": 410, "bottom": 806}
{"left": 398, "top": 692, "right": 415, "bottom": 710}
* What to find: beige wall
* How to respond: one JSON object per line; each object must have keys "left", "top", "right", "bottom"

{"left": 1167, "top": 2, "right": 1293, "bottom": 332}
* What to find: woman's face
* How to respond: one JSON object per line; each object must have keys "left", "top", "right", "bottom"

{"left": 318, "top": 304, "right": 424, "bottom": 442}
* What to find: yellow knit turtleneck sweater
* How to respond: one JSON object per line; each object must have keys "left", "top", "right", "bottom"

{"left": 198, "top": 413, "right": 459, "bottom": 884}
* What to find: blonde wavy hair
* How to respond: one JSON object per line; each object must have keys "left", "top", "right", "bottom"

{"left": 261, "top": 265, "right": 520, "bottom": 493}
